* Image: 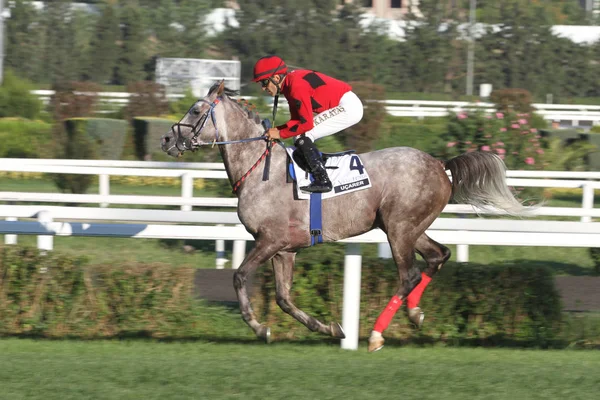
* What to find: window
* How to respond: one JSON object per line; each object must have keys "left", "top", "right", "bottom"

{"left": 391, "top": 0, "right": 402, "bottom": 8}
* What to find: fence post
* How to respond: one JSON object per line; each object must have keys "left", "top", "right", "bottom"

{"left": 341, "top": 243, "right": 362, "bottom": 351}
{"left": 232, "top": 228, "right": 246, "bottom": 269}
{"left": 4, "top": 217, "right": 17, "bottom": 245}
{"left": 181, "top": 172, "right": 193, "bottom": 212}
{"left": 457, "top": 243, "right": 469, "bottom": 263}
{"left": 37, "top": 210, "right": 53, "bottom": 254}
{"left": 99, "top": 174, "right": 110, "bottom": 208}
{"left": 377, "top": 242, "right": 392, "bottom": 259}
{"left": 581, "top": 183, "right": 594, "bottom": 223}
{"left": 215, "top": 224, "right": 228, "bottom": 269}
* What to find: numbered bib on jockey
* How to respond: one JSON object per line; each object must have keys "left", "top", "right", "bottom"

{"left": 285, "top": 148, "right": 372, "bottom": 200}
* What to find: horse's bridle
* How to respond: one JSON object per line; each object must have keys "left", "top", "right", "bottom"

{"left": 169, "top": 98, "right": 221, "bottom": 152}
{"left": 168, "top": 96, "right": 276, "bottom": 194}
{"left": 168, "top": 97, "right": 268, "bottom": 154}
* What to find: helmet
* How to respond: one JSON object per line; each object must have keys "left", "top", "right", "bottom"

{"left": 252, "top": 55, "right": 287, "bottom": 82}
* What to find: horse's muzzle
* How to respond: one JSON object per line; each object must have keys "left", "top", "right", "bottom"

{"left": 161, "top": 134, "right": 181, "bottom": 157}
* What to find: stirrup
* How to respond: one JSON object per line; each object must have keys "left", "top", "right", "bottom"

{"left": 300, "top": 181, "right": 332, "bottom": 193}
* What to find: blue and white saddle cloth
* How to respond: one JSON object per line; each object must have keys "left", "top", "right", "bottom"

{"left": 285, "top": 147, "right": 372, "bottom": 200}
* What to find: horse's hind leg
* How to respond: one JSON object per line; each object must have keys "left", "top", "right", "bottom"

{"left": 369, "top": 238, "right": 420, "bottom": 352}
{"left": 407, "top": 234, "right": 451, "bottom": 328}
{"left": 272, "top": 252, "right": 345, "bottom": 339}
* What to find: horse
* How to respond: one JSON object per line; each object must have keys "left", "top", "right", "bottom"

{"left": 160, "top": 81, "right": 531, "bottom": 351}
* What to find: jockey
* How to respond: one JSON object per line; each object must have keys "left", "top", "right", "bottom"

{"left": 252, "top": 55, "right": 364, "bottom": 193}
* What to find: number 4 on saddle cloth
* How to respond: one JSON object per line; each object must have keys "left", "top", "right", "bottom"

{"left": 285, "top": 146, "right": 373, "bottom": 246}
{"left": 286, "top": 147, "right": 372, "bottom": 200}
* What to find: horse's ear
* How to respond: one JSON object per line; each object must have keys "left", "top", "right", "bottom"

{"left": 217, "top": 80, "right": 225, "bottom": 96}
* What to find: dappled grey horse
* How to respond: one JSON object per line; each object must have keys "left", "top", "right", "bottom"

{"left": 161, "top": 81, "right": 531, "bottom": 351}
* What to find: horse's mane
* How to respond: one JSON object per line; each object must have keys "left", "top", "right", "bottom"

{"left": 208, "top": 82, "right": 261, "bottom": 125}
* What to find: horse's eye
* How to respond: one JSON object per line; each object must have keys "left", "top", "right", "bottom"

{"left": 192, "top": 108, "right": 201, "bottom": 116}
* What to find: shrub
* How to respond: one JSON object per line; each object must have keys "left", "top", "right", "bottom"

{"left": 0, "top": 118, "right": 52, "bottom": 158}
{"left": 65, "top": 118, "right": 128, "bottom": 160}
{"left": 337, "top": 81, "right": 387, "bottom": 152}
{"left": 132, "top": 117, "right": 175, "bottom": 160}
{"left": 251, "top": 247, "right": 563, "bottom": 346}
{"left": 49, "top": 81, "right": 103, "bottom": 121}
{"left": 591, "top": 248, "right": 600, "bottom": 275}
{"left": 0, "top": 70, "right": 43, "bottom": 120}
{"left": 168, "top": 88, "right": 198, "bottom": 117}
{"left": 0, "top": 245, "right": 197, "bottom": 339}
{"left": 435, "top": 109, "right": 593, "bottom": 173}
{"left": 490, "top": 88, "right": 534, "bottom": 114}
{"left": 376, "top": 118, "right": 447, "bottom": 153}
{"left": 124, "top": 81, "right": 169, "bottom": 122}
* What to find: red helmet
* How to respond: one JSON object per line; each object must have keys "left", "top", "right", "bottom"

{"left": 252, "top": 55, "right": 288, "bottom": 82}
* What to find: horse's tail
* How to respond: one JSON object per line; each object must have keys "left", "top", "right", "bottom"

{"left": 444, "top": 151, "right": 532, "bottom": 216}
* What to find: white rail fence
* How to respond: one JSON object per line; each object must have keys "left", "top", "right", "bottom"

{"left": 1, "top": 158, "right": 599, "bottom": 264}
{"left": 1, "top": 158, "right": 599, "bottom": 350}
{"left": 30, "top": 90, "right": 600, "bottom": 126}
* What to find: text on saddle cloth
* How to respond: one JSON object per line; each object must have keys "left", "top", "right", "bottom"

{"left": 285, "top": 147, "right": 372, "bottom": 200}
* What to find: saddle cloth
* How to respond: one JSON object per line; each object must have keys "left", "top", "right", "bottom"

{"left": 285, "top": 147, "right": 372, "bottom": 200}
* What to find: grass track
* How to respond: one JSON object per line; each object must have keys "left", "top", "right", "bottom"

{"left": 0, "top": 339, "right": 599, "bottom": 400}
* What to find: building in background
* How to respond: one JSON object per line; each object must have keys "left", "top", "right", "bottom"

{"left": 339, "top": 0, "right": 422, "bottom": 19}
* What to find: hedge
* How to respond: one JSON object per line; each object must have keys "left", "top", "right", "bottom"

{"left": 0, "top": 246, "right": 197, "bottom": 338}
{"left": 0, "top": 118, "right": 52, "bottom": 158}
{"left": 132, "top": 117, "right": 175, "bottom": 160}
{"left": 0, "top": 244, "right": 589, "bottom": 347}
{"left": 64, "top": 118, "right": 128, "bottom": 160}
{"left": 541, "top": 128, "right": 600, "bottom": 171}
{"left": 375, "top": 119, "right": 447, "bottom": 154}
{"left": 251, "top": 244, "right": 563, "bottom": 347}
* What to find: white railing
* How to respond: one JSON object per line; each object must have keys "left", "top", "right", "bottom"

{"left": 1, "top": 158, "right": 599, "bottom": 350}
{"left": 29, "top": 90, "right": 600, "bottom": 125}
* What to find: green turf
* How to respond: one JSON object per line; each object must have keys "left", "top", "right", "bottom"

{"left": 0, "top": 339, "right": 598, "bottom": 400}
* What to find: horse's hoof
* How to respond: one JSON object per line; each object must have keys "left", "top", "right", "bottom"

{"left": 408, "top": 307, "right": 424, "bottom": 329}
{"left": 257, "top": 325, "right": 271, "bottom": 344}
{"left": 330, "top": 322, "right": 346, "bottom": 339}
{"left": 368, "top": 336, "right": 385, "bottom": 353}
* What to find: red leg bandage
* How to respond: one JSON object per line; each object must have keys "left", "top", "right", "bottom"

{"left": 406, "top": 273, "right": 432, "bottom": 309}
{"left": 373, "top": 295, "right": 403, "bottom": 333}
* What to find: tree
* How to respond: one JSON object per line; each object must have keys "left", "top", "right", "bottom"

{"left": 87, "top": 0, "right": 120, "bottom": 83}
{"left": 145, "top": 0, "right": 213, "bottom": 59}
{"left": 42, "top": 0, "right": 80, "bottom": 84}
{"left": 115, "top": 1, "right": 146, "bottom": 84}
{"left": 5, "top": 0, "right": 46, "bottom": 82}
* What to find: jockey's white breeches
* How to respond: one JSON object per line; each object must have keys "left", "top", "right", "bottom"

{"left": 303, "top": 91, "right": 364, "bottom": 142}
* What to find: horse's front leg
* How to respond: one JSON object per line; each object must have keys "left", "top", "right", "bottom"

{"left": 272, "top": 252, "right": 345, "bottom": 339}
{"left": 233, "top": 240, "right": 282, "bottom": 342}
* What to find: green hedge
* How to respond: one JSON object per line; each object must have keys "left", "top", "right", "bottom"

{"left": 0, "top": 244, "right": 578, "bottom": 347}
{"left": 251, "top": 244, "right": 563, "bottom": 346}
{"left": 0, "top": 118, "right": 53, "bottom": 158}
{"left": 541, "top": 129, "right": 600, "bottom": 171}
{"left": 374, "top": 118, "right": 447, "bottom": 153}
{"left": 0, "top": 70, "right": 44, "bottom": 120}
{"left": 65, "top": 118, "right": 128, "bottom": 160}
{"left": 132, "top": 117, "right": 175, "bottom": 160}
{"left": 0, "top": 246, "right": 197, "bottom": 338}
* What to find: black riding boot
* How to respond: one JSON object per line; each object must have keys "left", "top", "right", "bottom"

{"left": 295, "top": 136, "right": 333, "bottom": 193}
